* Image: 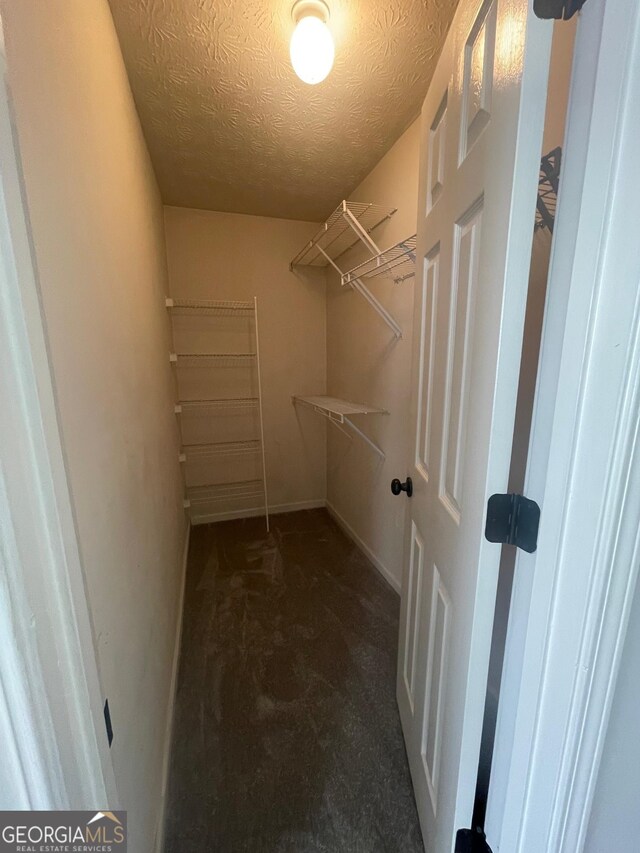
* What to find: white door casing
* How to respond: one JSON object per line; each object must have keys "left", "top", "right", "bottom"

{"left": 397, "top": 1, "right": 552, "bottom": 850}
{"left": 487, "top": 2, "right": 640, "bottom": 850}
{"left": 0, "top": 25, "right": 117, "bottom": 808}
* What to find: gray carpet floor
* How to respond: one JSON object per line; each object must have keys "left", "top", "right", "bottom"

{"left": 164, "top": 508, "right": 424, "bottom": 853}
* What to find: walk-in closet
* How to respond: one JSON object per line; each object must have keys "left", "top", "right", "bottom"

{"left": 9, "top": 2, "right": 638, "bottom": 853}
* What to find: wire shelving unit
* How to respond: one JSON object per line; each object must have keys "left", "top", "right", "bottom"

{"left": 290, "top": 200, "right": 403, "bottom": 338}
{"left": 342, "top": 234, "right": 417, "bottom": 286}
{"left": 290, "top": 201, "right": 396, "bottom": 267}
{"left": 167, "top": 295, "right": 269, "bottom": 530}
{"left": 536, "top": 147, "right": 561, "bottom": 233}
{"left": 292, "top": 395, "right": 388, "bottom": 459}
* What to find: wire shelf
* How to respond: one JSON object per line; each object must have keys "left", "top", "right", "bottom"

{"left": 175, "top": 397, "right": 259, "bottom": 415}
{"left": 186, "top": 480, "right": 265, "bottom": 504}
{"left": 342, "top": 234, "right": 417, "bottom": 286}
{"left": 181, "top": 440, "right": 261, "bottom": 459}
{"left": 536, "top": 147, "right": 561, "bottom": 233}
{"left": 293, "top": 395, "right": 387, "bottom": 422}
{"left": 290, "top": 200, "right": 396, "bottom": 268}
{"left": 165, "top": 298, "right": 255, "bottom": 314}
{"left": 169, "top": 352, "right": 256, "bottom": 368}
{"left": 293, "top": 395, "right": 387, "bottom": 458}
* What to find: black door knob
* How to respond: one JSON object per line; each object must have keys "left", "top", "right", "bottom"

{"left": 391, "top": 477, "right": 413, "bottom": 497}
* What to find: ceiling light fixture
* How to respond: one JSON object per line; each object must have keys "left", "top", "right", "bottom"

{"left": 290, "top": 0, "right": 335, "bottom": 85}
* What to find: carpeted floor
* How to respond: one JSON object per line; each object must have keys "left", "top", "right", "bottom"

{"left": 164, "top": 508, "right": 424, "bottom": 853}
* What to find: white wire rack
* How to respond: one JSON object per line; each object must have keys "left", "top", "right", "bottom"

{"left": 166, "top": 295, "right": 269, "bottom": 530}
{"left": 180, "top": 440, "right": 261, "bottom": 460}
{"left": 165, "top": 297, "right": 255, "bottom": 314}
{"left": 169, "top": 352, "right": 256, "bottom": 367}
{"left": 293, "top": 395, "right": 388, "bottom": 458}
{"left": 290, "top": 200, "right": 402, "bottom": 338}
{"left": 290, "top": 201, "right": 396, "bottom": 268}
{"left": 535, "top": 147, "right": 561, "bottom": 233}
{"left": 185, "top": 480, "right": 265, "bottom": 505}
{"left": 342, "top": 234, "right": 417, "bottom": 286}
{"left": 174, "top": 397, "right": 259, "bottom": 415}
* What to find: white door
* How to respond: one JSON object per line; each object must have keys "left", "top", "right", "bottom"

{"left": 396, "top": 1, "right": 552, "bottom": 850}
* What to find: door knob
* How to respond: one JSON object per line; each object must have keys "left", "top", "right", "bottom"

{"left": 391, "top": 477, "right": 413, "bottom": 497}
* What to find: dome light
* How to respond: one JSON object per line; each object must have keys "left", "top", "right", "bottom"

{"left": 290, "top": 0, "right": 335, "bottom": 85}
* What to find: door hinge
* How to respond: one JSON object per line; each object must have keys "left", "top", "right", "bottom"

{"left": 484, "top": 493, "right": 540, "bottom": 553}
{"left": 104, "top": 698, "right": 113, "bottom": 747}
{"left": 455, "top": 828, "right": 493, "bottom": 853}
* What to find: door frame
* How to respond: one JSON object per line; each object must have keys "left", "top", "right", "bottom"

{"left": 486, "top": 0, "right": 640, "bottom": 849}
{"left": 0, "top": 25, "right": 117, "bottom": 808}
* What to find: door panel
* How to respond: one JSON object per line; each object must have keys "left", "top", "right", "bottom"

{"left": 461, "top": 0, "right": 497, "bottom": 160}
{"left": 415, "top": 249, "right": 439, "bottom": 481}
{"left": 397, "top": 1, "right": 552, "bottom": 850}
{"left": 441, "top": 201, "right": 482, "bottom": 522}
{"left": 421, "top": 563, "right": 451, "bottom": 814}
{"left": 403, "top": 521, "right": 425, "bottom": 713}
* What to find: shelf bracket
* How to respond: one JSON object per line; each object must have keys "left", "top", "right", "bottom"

{"left": 316, "top": 246, "right": 402, "bottom": 339}
{"left": 292, "top": 395, "right": 386, "bottom": 457}
{"left": 293, "top": 396, "right": 353, "bottom": 441}
{"left": 341, "top": 204, "right": 383, "bottom": 256}
{"left": 343, "top": 417, "right": 385, "bottom": 459}
{"left": 350, "top": 278, "right": 403, "bottom": 339}
{"left": 326, "top": 416, "right": 353, "bottom": 442}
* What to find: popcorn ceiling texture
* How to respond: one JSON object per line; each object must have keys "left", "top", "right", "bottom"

{"left": 108, "top": 0, "right": 458, "bottom": 221}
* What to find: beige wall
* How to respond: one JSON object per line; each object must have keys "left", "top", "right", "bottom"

{"left": 163, "top": 206, "right": 327, "bottom": 518}
{"left": 1, "top": 1, "right": 186, "bottom": 849}
{"left": 326, "top": 119, "right": 421, "bottom": 591}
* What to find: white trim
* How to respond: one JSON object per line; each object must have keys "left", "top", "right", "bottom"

{"left": 326, "top": 501, "right": 401, "bottom": 593}
{"left": 0, "top": 26, "right": 117, "bottom": 807}
{"left": 190, "top": 498, "right": 326, "bottom": 526}
{"left": 154, "top": 523, "right": 191, "bottom": 853}
{"left": 487, "top": 2, "right": 640, "bottom": 849}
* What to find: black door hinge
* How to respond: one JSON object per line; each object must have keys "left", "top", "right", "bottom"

{"left": 455, "top": 828, "right": 493, "bottom": 853}
{"left": 104, "top": 698, "right": 114, "bottom": 747}
{"left": 484, "top": 493, "right": 540, "bottom": 553}
{"left": 534, "top": 0, "right": 587, "bottom": 20}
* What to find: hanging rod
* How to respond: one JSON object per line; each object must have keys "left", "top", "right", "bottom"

{"left": 292, "top": 395, "right": 387, "bottom": 459}
{"left": 165, "top": 297, "right": 255, "bottom": 313}
{"left": 342, "top": 234, "right": 417, "bottom": 286}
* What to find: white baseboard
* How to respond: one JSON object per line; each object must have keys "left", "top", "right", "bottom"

{"left": 154, "top": 520, "right": 191, "bottom": 853}
{"left": 190, "top": 498, "right": 326, "bottom": 526}
{"left": 326, "top": 501, "right": 401, "bottom": 594}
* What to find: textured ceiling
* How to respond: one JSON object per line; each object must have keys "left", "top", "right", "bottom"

{"left": 108, "top": 0, "right": 458, "bottom": 221}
